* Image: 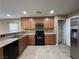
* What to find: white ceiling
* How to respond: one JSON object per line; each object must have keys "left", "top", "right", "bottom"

{"left": 0, "top": 0, "right": 79, "bottom": 19}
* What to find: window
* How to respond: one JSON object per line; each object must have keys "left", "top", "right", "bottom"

{"left": 9, "top": 23, "right": 19, "bottom": 32}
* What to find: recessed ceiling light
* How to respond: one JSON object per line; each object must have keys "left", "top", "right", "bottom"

{"left": 23, "top": 11, "right": 27, "bottom": 14}
{"left": 6, "top": 14, "right": 11, "bottom": 17}
{"left": 50, "top": 10, "right": 54, "bottom": 14}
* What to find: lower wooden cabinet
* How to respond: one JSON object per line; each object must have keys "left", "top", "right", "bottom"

{"left": 27, "top": 35, "right": 35, "bottom": 45}
{"left": 45, "top": 34, "right": 56, "bottom": 45}
{"left": 0, "top": 48, "right": 3, "bottom": 59}
{"left": 18, "top": 36, "right": 27, "bottom": 55}
{"left": 27, "top": 35, "right": 56, "bottom": 45}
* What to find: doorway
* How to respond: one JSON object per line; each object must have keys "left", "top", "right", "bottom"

{"left": 58, "top": 20, "right": 65, "bottom": 44}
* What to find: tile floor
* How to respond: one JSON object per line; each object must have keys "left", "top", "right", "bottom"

{"left": 18, "top": 44, "right": 71, "bottom": 59}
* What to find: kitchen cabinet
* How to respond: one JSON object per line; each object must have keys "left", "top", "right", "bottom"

{"left": 21, "top": 19, "right": 31, "bottom": 29}
{"left": 21, "top": 17, "right": 54, "bottom": 30}
{"left": 0, "top": 48, "right": 3, "bottom": 59}
{"left": 30, "top": 19, "right": 35, "bottom": 29}
{"left": 21, "top": 18, "right": 26, "bottom": 29}
{"left": 18, "top": 36, "right": 27, "bottom": 55}
{"left": 28, "top": 35, "right": 35, "bottom": 45}
{"left": 21, "top": 18, "right": 36, "bottom": 30}
{"left": 44, "top": 18, "right": 54, "bottom": 29}
{"left": 45, "top": 34, "right": 56, "bottom": 45}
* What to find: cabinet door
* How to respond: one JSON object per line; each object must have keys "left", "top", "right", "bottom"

{"left": 25, "top": 19, "right": 31, "bottom": 29}
{"left": 24, "top": 36, "right": 28, "bottom": 45}
{"left": 21, "top": 18, "right": 36, "bottom": 29}
{"left": 44, "top": 18, "right": 54, "bottom": 29}
{"left": 44, "top": 19, "right": 48, "bottom": 28}
{"left": 19, "top": 36, "right": 27, "bottom": 55}
{"left": 19, "top": 38, "right": 24, "bottom": 54}
{"left": 28, "top": 35, "right": 35, "bottom": 45}
{"left": 0, "top": 48, "right": 3, "bottom": 59}
{"left": 21, "top": 19, "right": 31, "bottom": 29}
{"left": 48, "top": 18, "right": 54, "bottom": 28}
{"left": 30, "top": 19, "right": 35, "bottom": 29}
{"left": 45, "top": 35, "right": 56, "bottom": 45}
{"left": 21, "top": 19, "right": 26, "bottom": 29}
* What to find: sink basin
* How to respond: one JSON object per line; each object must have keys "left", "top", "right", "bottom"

{"left": 12, "top": 35, "right": 21, "bottom": 38}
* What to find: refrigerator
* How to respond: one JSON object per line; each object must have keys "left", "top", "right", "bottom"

{"left": 71, "top": 17, "right": 79, "bottom": 59}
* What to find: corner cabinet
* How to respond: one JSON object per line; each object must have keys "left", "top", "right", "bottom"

{"left": 45, "top": 34, "right": 56, "bottom": 45}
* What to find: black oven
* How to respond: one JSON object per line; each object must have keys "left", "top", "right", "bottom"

{"left": 35, "top": 23, "right": 45, "bottom": 45}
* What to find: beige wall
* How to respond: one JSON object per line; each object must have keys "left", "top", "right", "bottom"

{"left": 0, "top": 20, "right": 9, "bottom": 33}
{"left": 0, "top": 19, "right": 22, "bottom": 33}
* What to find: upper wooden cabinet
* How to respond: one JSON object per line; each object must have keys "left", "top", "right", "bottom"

{"left": 21, "top": 17, "right": 36, "bottom": 29}
{"left": 21, "top": 18, "right": 30, "bottom": 29}
{"left": 30, "top": 19, "right": 35, "bottom": 29}
{"left": 21, "top": 17, "right": 54, "bottom": 30}
{"left": 44, "top": 18, "right": 54, "bottom": 29}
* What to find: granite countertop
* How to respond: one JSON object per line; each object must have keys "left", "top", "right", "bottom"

{"left": 0, "top": 31, "right": 24, "bottom": 35}
{"left": 45, "top": 32, "right": 56, "bottom": 35}
{"left": 0, "top": 33, "right": 27, "bottom": 48}
{"left": 0, "top": 32, "right": 56, "bottom": 48}
{"left": 0, "top": 31, "right": 56, "bottom": 36}
{"left": 25, "top": 32, "right": 56, "bottom": 35}
{"left": 0, "top": 38, "right": 19, "bottom": 48}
